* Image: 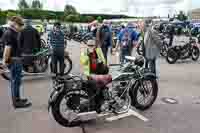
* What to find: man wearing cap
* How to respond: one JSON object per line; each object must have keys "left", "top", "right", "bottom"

{"left": 2, "top": 16, "right": 32, "bottom": 108}
{"left": 48, "top": 22, "right": 65, "bottom": 76}
{"left": 19, "top": 19, "right": 41, "bottom": 72}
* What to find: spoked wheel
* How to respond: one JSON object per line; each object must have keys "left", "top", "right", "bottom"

{"left": 131, "top": 79, "right": 158, "bottom": 111}
{"left": 166, "top": 49, "right": 178, "bottom": 64}
{"left": 51, "top": 90, "right": 90, "bottom": 127}
{"left": 35, "top": 56, "right": 49, "bottom": 73}
{"left": 191, "top": 46, "right": 200, "bottom": 61}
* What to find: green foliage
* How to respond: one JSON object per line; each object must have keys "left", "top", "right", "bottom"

{"left": 97, "top": 16, "right": 103, "bottom": 23}
{"left": 7, "top": 11, "right": 18, "bottom": 19}
{"left": 18, "top": 0, "right": 29, "bottom": 10}
{"left": 177, "top": 11, "right": 188, "bottom": 21}
{"left": 31, "top": 0, "right": 43, "bottom": 9}
{"left": 0, "top": 10, "right": 7, "bottom": 24}
{"left": 65, "top": 14, "right": 80, "bottom": 22}
{"left": 64, "top": 5, "right": 77, "bottom": 16}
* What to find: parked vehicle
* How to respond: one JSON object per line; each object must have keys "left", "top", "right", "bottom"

{"left": 166, "top": 37, "right": 200, "bottom": 64}
{"left": 0, "top": 47, "right": 72, "bottom": 80}
{"left": 48, "top": 56, "right": 158, "bottom": 127}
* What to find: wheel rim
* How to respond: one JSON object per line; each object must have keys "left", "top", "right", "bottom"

{"left": 59, "top": 95, "right": 89, "bottom": 123}
{"left": 136, "top": 80, "right": 154, "bottom": 106}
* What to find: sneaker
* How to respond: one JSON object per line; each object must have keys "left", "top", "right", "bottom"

{"left": 13, "top": 101, "right": 32, "bottom": 109}
{"left": 16, "top": 98, "right": 28, "bottom": 103}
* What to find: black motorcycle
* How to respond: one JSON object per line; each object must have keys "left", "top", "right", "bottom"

{"left": 166, "top": 37, "right": 200, "bottom": 64}
{"left": 48, "top": 56, "right": 158, "bottom": 127}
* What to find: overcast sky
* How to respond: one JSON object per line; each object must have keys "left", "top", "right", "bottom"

{"left": 0, "top": 0, "right": 197, "bottom": 17}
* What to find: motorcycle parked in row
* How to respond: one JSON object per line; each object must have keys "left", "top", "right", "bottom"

{"left": 48, "top": 56, "right": 158, "bottom": 127}
{"left": 166, "top": 37, "right": 200, "bottom": 64}
{"left": 136, "top": 35, "right": 170, "bottom": 57}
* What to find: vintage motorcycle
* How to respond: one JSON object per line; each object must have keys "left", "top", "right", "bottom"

{"left": 0, "top": 47, "right": 72, "bottom": 80}
{"left": 166, "top": 37, "right": 200, "bottom": 64}
{"left": 48, "top": 56, "right": 158, "bottom": 127}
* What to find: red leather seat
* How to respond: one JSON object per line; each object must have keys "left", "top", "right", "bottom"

{"left": 88, "top": 74, "right": 112, "bottom": 87}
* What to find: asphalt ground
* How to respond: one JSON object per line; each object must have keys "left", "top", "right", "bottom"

{"left": 0, "top": 40, "right": 200, "bottom": 133}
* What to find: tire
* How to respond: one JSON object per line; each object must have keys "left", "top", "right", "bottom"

{"left": 131, "top": 79, "right": 158, "bottom": 111}
{"left": 137, "top": 43, "right": 143, "bottom": 55}
{"left": 166, "top": 49, "right": 178, "bottom": 64}
{"left": 160, "top": 43, "right": 168, "bottom": 57}
{"left": 64, "top": 55, "right": 72, "bottom": 75}
{"left": 51, "top": 89, "right": 89, "bottom": 127}
{"left": 191, "top": 46, "right": 200, "bottom": 61}
{"left": 1, "top": 73, "right": 10, "bottom": 81}
{"left": 41, "top": 39, "right": 47, "bottom": 48}
{"left": 35, "top": 56, "right": 49, "bottom": 73}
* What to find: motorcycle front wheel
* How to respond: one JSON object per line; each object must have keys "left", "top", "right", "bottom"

{"left": 50, "top": 89, "right": 90, "bottom": 127}
{"left": 131, "top": 79, "right": 158, "bottom": 111}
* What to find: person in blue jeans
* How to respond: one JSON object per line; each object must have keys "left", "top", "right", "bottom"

{"left": 2, "top": 16, "right": 32, "bottom": 109}
{"left": 116, "top": 23, "right": 140, "bottom": 64}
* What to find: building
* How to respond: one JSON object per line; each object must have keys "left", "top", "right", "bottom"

{"left": 192, "top": 9, "right": 200, "bottom": 20}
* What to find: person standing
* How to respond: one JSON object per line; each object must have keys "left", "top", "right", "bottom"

{"left": 2, "top": 16, "right": 32, "bottom": 108}
{"left": 96, "top": 20, "right": 112, "bottom": 63}
{"left": 19, "top": 19, "right": 41, "bottom": 72}
{"left": 48, "top": 22, "right": 65, "bottom": 76}
{"left": 143, "top": 20, "right": 162, "bottom": 75}
{"left": 116, "top": 22, "right": 139, "bottom": 64}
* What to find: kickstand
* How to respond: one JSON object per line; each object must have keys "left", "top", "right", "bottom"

{"left": 80, "top": 123, "right": 87, "bottom": 133}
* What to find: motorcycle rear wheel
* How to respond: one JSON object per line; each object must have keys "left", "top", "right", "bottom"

{"left": 191, "top": 46, "right": 200, "bottom": 61}
{"left": 51, "top": 90, "right": 90, "bottom": 127}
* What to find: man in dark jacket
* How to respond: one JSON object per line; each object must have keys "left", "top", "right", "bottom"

{"left": 19, "top": 19, "right": 41, "bottom": 72}
{"left": 48, "top": 22, "right": 65, "bottom": 76}
{"left": 2, "top": 16, "right": 32, "bottom": 108}
{"left": 96, "top": 20, "right": 112, "bottom": 63}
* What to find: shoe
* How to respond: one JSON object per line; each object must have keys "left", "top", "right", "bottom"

{"left": 13, "top": 101, "right": 32, "bottom": 109}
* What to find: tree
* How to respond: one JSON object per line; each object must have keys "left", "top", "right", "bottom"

{"left": 18, "top": 0, "right": 29, "bottom": 10}
{"left": 7, "top": 11, "right": 18, "bottom": 19}
{"left": 31, "top": 0, "right": 43, "bottom": 9}
{"left": 177, "top": 11, "right": 187, "bottom": 21}
{"left": 85, "top": 16, "right": 95, "bottom": 22}
{"left": 97, "top": 16, "right": 103, "bottom": 23}
{"left": 65, "top": 14, "right": 80, "bottom": 22}
{"left": 64, "top": 4, "right": 77, "bottom": 16}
